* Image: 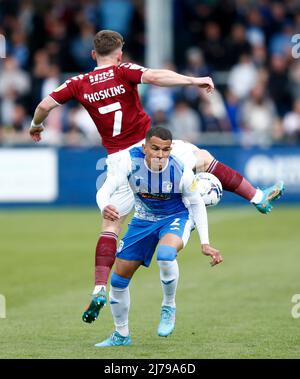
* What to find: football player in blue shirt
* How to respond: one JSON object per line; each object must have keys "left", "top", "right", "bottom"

{"left": 94, "top": 126, "right": 222, "bottom": 347}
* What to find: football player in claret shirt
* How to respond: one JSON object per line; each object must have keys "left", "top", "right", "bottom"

{"left": 29, "top": 30, "right": 284, "bottom": 323}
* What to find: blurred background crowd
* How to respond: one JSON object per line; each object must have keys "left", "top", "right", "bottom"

{"left": 1, "top": 0, "right": 300, "bottom": 147}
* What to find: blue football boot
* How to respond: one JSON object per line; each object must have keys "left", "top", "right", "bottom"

{"left": 95, "top": 331, "right": 132, "bottom": 347}
{"left": 254, "top": 181, "right": 285, "bottom": 214}
{"left": 157, "top": 305, "right": 176, "bottom": 337}
{"left": 82, "top": 289, "right": 107, "bottom": 323}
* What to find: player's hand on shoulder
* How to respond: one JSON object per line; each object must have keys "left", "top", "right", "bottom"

{"left": 201, "top": 244, "right": 223, "bottom": 267}
{"left": 29, "top": 121, "right": 45, "bottom": 142}
{"left": 102, "top": 205, "right": 120, "bottom": 221}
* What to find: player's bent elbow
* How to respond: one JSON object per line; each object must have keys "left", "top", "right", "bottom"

{"left": 36, "top": 103, "right": 50, "bottom": 113}
{"left": 37, "top": 96, "right": 58, "bottom": 112}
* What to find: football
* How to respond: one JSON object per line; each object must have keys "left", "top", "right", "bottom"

{"left": 195, "top": 172, "right": 223, "bottom": 207}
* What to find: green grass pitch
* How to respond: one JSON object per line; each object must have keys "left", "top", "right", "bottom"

{"left": 0, "top": 206, "right": 300, "bottom": 359}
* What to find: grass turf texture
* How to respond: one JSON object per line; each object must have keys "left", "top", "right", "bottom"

{"left": 0, "top": 206, "right": 299, "bottom": 359}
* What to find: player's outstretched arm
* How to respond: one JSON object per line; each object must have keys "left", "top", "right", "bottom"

{"left": 181, "top": 169, "right": 223, "bottom": 266}
{"left": 30, "top": 96, "right": 59, "bottom": 142}
{"left": 142, "top": 69, "right": 214, "bottom": 93}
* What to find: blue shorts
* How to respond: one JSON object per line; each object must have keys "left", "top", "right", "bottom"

{"left": 116, "top": 211, "right": 194, "bottom": 267}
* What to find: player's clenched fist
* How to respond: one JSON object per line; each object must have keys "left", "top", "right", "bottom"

{"left": 201, "top": 244, "right": 223, "bottom": 267}
{"left": 29, "top": 122, "right": 44, "bottom": 142}
{"left": 197, "top": 76, "right": 214, "bottom": 93}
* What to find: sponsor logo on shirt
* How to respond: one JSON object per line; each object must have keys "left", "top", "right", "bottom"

{"left": 140, "top": 193, "right": 170, "bottom": 200}
{"left": 162, "top": 181, "right": 173, "bottom": 193}
{"left": 89, "top": 69, "right": 114, "bottom": 84}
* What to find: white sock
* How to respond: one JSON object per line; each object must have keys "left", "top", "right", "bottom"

{"left": 251, "top": 189, "right": 264, "bottom": 204}
{"left": 109, "top": 285, "right": 130, "bottom": 337}
{"left": 93, "top": 285, "right": 106, "bottom": 295}
{"left": 158, "top": 260, "right": 179, "bottom": 308}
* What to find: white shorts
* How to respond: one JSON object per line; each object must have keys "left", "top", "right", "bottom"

{"left": 104, "top": 139, "right": 197, "bottom": 216}
{"left": 106, "top": 140, "right": 144, "bottom": 216}
{"left": 171, "top": 140, "right": 197, "bottom": 169}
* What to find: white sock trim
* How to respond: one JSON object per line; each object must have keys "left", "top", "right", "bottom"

{"left": 251, "top": 189, "right": 264, "bottom": 204}
{"left": 116, "top": 324, "right": 129, "bottom": 337}
{"left": 158, "top": 260, "right": 179, "bottom": 308}
{"left": 93, "top": 285, "right": 106, "bottom": 295}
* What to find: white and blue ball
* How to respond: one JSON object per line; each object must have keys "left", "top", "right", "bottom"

{"left": 195, "top": 172, "right": 223, "bottom": 207}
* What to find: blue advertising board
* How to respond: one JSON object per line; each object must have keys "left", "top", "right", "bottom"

{"left": 0, "top": 145, "right": 299, "bottom": 206}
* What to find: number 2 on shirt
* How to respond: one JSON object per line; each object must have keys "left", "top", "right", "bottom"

{"left": 98, "top": 102, "right": 123, "bottom": 137}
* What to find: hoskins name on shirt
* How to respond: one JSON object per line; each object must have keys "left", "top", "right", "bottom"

{"left": 84, "top": 84, "right": 126, "bottom": 102}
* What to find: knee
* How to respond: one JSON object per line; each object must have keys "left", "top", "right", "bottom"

{"left": 102, "top": 218, "right": 122, "bottom": 235}
{"left": 156, "top": 245, "right": 177, "bottom": 261}
{"left": 195, "top": 149, "right": 215, "bottom": 172}
{"left": 110, "top": 272, "right": 131, "bottom": 289}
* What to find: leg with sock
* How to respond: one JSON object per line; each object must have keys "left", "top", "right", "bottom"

{"left": 206, "top": 159, "right": 284, "bottom": 214}
{"left": 156, "top": 245, "right": 178, "bottom": 337}
{"left": 95, "top": 272, "right": 132, "bottom": 347}
{"left": 207, "top": 159, "right": 258, "bottom": 201}
{"left": 82, "top": 232, "right": 117, "bottom": 323}
{"left": 94, "top": 232, "right": 118, "bottom": 288}
{"left": 109, "top": 274, "right": 130, "bottom": 338}
{"left": 158, "top": 260, "right": 179, "bottom": 308}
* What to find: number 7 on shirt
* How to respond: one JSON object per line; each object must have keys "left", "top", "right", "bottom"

{"left": 98, "top": 102, "right": 123, "bottom": 137}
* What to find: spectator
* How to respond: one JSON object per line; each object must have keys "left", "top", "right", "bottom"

{"left": 98, "top": 0, "right": 134, "bottom": 37}
{"left": 269, "top": 19, "right": 294, "bottom": 58}
{"left": 251, "top": 43, "right": 267, "bottom": 68}
{"left": 288, "top": 61, "right": 300, "bottom": 102}
{"left": 225, "top": 23, "right": 252, "bottom": 68}
{"left": 169, "top": 99, "right": 202, "bottom": 144}
{"left": 199, "top": 89, "right": 231, "bottom": 133}
{"left": 268, "top": 54, "right": 292, "bottom": 117}
{"left": 240, "top": 83, "right": 279, "bottom": 146}
{"left": 144, "top": 85, "right": 176, "bottom": 119}
{"left": 224, "top": 90, "right": 242, "bottom": 135}
{"left": 0, "top": 56, "right": 30, "bottom": 98}
{"left": 181, "top": 47, "right": 211, "bottom": 110}
{"left": 152, "top": 110, "right": 170, "bottom": 130}
{"left": 227, "top": 53, "right": 258, "bottom": 100}
{"left": 41, "top": 64, "right": 61, "bottom": 100}
{"left": 70, "top": 22, "right": 95, "bottom": 71}
{"left": 200, "top": 21, "right": 227, "bottom": 71}
{"left": 8, "top": 30, "right": 29, "bottom": 69}
{"left": 245, "top": 7, "right": 266, "bottom": 49}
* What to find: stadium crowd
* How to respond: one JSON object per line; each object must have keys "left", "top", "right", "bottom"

{"left": 1, "top": 0, "right": 300, "bottom": 147}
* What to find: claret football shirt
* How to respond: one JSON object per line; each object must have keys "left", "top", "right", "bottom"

{"left": 50, "top": 63, "right": 151, "bottom": 154}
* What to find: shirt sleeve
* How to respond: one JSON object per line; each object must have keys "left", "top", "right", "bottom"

{"left": 49, "top": 81, "right": 75, "bottom": 105}
{"left": 180, "top": 168, "right": 210, "bottom": 245}
{"left": 118, "top": 62, "right": 149, "bottom": 84}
